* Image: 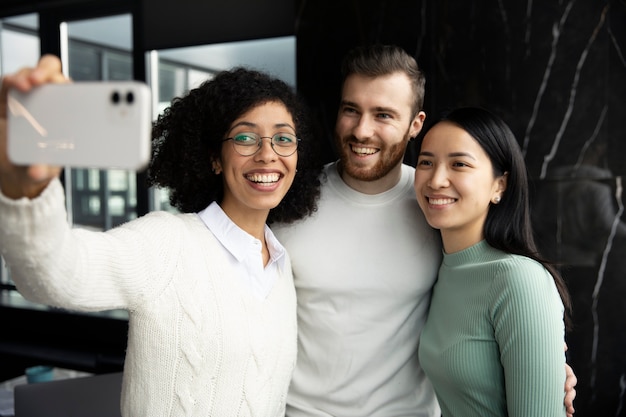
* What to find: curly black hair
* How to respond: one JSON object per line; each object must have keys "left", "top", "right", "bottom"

{"left": 147, "top": 67, "right": 323, "bottom": 224}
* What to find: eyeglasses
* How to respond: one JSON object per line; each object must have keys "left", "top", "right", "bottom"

{"left": 222, "top": 132, "right": 300, "bottom": 157}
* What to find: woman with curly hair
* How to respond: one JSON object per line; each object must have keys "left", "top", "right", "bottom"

{"left": 0, "top": 55, "right": 322, "bottom": 417}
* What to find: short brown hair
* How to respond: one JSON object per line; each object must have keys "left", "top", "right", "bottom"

{"left": 341, "top": 44, "right": 426, "bottom": 116}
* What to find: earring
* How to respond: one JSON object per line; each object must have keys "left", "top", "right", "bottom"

{"left": 494, "top": 196, "right": 501, "bottom": 204}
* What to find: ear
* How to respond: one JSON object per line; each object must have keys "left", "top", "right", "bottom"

{"left": 498, "top": 172, "right": 509, "bottom": 193}
{"left": 211, "top": 159, "right": 222, "bottom": 175}
{"left": 493, "top": 172, "right": 508, "bottom": 202}
{"left": 409, "top": 111, "right": 426, "bottom": 138}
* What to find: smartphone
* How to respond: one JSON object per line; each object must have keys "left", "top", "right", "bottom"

{"left": 7, "top": 81, "right": 152, "bottom": 170}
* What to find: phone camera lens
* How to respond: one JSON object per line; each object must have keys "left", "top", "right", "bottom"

{"left": 126, "top": 91, "right": 135, "bottom": 104}
{"left": 111, "top": 91, "right": 121, "bottom": 104}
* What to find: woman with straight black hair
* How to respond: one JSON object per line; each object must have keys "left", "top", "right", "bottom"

{"left": 414, "top": 107, "right": 572, "bottom": 417}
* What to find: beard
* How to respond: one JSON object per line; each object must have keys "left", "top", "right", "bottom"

{"left": 335, "top": 132, "right": 410, "bottom": 182}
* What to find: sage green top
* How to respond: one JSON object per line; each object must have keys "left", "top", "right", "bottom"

{"left": 419, "top": 240, "right": 566, "bottom": 417}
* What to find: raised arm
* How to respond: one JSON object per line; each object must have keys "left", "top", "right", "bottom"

{"left": 0, "top": 54, "right": 67, "bottom": 199}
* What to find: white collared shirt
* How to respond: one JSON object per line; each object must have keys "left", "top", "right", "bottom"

{"left": 197, "top": 202, "right": 286, "bottom": 299}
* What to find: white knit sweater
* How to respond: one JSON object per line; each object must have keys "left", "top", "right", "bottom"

{"left": 0, "top": 179, "right": 297, "bottom": 417}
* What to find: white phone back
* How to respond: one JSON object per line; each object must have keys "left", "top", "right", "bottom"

{"left": 7, "top": 81, "right": 152, "bottom": 170}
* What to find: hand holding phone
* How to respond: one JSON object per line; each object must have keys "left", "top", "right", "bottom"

{"left": 7, "top": 81, "right": 152, "bottom": 171}
{"left": 0, "top": 55, "right": 68, "bottom": 199}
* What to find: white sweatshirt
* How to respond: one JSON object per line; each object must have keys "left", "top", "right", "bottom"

{"left": 273, "top": 162, "right": 443, "bottom": 417}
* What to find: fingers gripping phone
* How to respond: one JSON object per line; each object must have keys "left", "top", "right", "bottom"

{"left": 7, "top": 81, "right": 152, "bottom": 170}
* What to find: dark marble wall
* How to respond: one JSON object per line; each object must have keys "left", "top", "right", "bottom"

{"left": 295, "top": 1, "right": 626, "bottom": 415}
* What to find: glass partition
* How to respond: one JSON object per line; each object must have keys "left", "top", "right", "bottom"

{"left": 0, "top": 15, "right": 40, "bottom": 74}
{"left": 63, "top": 14, "right": 137, "bottom": 230}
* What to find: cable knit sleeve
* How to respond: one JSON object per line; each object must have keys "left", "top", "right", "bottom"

{"left": 0, "top": 178, "right": 183, "bottom": 312}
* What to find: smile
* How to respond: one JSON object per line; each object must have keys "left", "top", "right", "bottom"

{"left": 246, "top": 172, "right": 281, "bottom": 184}
{"left": 428, "top": 197, "right": 456, "bottom": 205}
{"left": 351, "top": 145, "right": 378, "bottom": 155}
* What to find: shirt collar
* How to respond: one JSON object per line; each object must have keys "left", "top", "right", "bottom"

{"left": 197, "top": 202, "right": 287, "bottom": 269}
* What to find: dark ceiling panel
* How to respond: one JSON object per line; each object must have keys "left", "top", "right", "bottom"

{"left": 140, "top": 0, "right": 294, "bottom": 51}
{"left": 0, "top": 0, "right": 93, "bottom": 18}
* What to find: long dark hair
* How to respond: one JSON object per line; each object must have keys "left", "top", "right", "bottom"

{"left": 431, "top": 107, "right": 573, "bottom": 328}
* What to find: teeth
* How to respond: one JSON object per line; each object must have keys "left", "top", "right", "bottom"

{"left": 247, "top": 173, "right": 280, "bottom": 183}
{"left": 429, "top": 198, "right": 455, "bottom": 205}
{"left": 351, "top": 145, "right": 378, "bottom": 155}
